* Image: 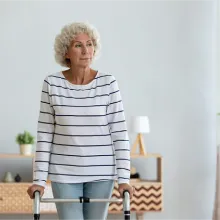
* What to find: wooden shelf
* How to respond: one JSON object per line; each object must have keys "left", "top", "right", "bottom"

{"left": 130, "top": 179, "right": 161, "bottom": 183}
{"left": 0, "top": 154, "right": 34, "bottom": 158}
{"left": 129, "top": 180, "right": 162, "bottom": 186}
{"left": 0, "top": 182, "right": 32, "bottom": 185}
{"left": 131, "top": 153, "right": 162, "bottom": 158}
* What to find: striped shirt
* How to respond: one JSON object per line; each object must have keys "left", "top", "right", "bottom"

{"left": 33, "top": 71, "right": 130, "bottom": 187}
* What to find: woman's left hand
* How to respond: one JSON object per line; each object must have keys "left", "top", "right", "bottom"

{"left": 118, "top": 183, "right": 135, "bottom": 199}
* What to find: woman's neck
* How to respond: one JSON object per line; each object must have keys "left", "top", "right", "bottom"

{"left": 63, "top": 67, "right": 97, "bottom": 85}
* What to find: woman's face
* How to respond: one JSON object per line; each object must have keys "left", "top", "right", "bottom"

{"left": 65, "top": 33, "right": 95, "bottom": 68}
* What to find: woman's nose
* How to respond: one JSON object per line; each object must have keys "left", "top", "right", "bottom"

{"left": 82, "top": 45, "right": 88, "bottom": 54}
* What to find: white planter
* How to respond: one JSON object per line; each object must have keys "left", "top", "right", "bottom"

{"left": 20, "top": 144, "right": 33, "bottom": 155}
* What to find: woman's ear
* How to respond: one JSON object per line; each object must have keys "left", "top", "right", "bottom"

{"left": 65, "top": 52, "right": 70, "bottom": 59}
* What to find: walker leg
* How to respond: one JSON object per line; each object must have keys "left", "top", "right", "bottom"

{"left": 123, "top": 190, "right": 130, "bottom": 220}
{"left": 34, "top": 214, "right": 40, "bottom": 220}
{"left": 33, "top": 191, "right": 40, "bottom": 220}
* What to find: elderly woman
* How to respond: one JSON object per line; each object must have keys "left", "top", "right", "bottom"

{"left": 27, "top": 22, "right": 134, "bottom": 220}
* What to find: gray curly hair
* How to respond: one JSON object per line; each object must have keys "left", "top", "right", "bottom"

{"left": 54, "top": 22, "right": 101, "bottom": 67}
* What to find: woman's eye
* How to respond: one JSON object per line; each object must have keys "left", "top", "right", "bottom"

{"left": 75, "top": 44, "right": 81, "bottom": 48}
{"left": 87, "top": 43, "right": 93, "bottom": 46}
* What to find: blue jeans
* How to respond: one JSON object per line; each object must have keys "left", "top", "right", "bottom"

{"left": 51, "top": 180, "right": 114, "bottom": 220}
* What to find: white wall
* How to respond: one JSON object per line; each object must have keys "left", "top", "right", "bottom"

{"left": 216, "top": 0, "right": 220, "bottom": 146}
{"left": 0, "top": 1, "right": 216, "bottom": 219}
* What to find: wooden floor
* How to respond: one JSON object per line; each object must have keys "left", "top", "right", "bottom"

{"left": 0, "top": 213, "right": 144, "bottom": 220}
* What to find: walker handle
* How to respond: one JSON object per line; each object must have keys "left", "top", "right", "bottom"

{"left": 123, "top": 190, "right": 130, "bottom": 220}
{"left": 33, "top": 190, "right": 40, "bottom": 220}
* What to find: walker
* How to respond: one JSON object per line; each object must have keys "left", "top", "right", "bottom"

{"left": 33, "top": 190, "right": 130, "bottom": 220}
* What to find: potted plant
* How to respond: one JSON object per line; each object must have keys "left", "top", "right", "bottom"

{"left": 16, "top": 130, "right": 35, "bottom": 155}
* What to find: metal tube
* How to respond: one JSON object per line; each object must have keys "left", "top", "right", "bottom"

{"left": 41, "top": 198, "right": 123, "bottom": 203}
{"left": 33, "top": 191, "right": 40, "bottom": 220}
{"left": 33, "top": 190, "right": 130, "bottom": 220}
{"left": 123, "top": 191, "right": 130, "bottom": 220}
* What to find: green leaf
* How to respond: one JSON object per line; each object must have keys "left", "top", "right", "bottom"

{"left": 15, "top": 130, "right": 35, "bottom": 145}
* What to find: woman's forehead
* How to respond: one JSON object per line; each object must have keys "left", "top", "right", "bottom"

{"left": 73, "top": 33, "right": 92, "bottom": 42}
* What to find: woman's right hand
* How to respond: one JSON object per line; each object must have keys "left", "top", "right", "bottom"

{"left": 27, "top": 184, "right": 45, "bottom": 199}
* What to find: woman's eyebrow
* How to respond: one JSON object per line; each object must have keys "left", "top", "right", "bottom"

{"left": 74, "top": 40, "right": 92, "bottom": 43}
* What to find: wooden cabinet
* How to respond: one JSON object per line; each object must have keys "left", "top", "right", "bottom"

{"left": 0, "top": 154, "right": 34, "bottom": 214}
{"left": 0, "top": 183, "right": 32, "bottom": 213}
{"left": 110, "top": 181, "right": 162, "bottom": 212}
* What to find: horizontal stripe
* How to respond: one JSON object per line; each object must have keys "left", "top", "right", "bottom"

{"left": 117, "top": 168, "right": 130, "bottom": 171}
{"left": 55, "top": 114, "right": 106, "bottom": 117}
{"left": 37, "top": 141, "right": 53, "bottom": 143}
{"left": 34, "top": 170, "right": 48, "bottom": 172}
{"left": 41, "top": 101, "right": 50, "bottom": 105}
{"left": 118, "top": 177, "right": 130, "bottom": 180}
{"left": 107, "top": 110, "right": 124, "bottom": 115}
{"left": 38, "top": 131, "right": 111, "bottom": 137}
{"left": 108, "top": 100, "right": 122, "bottom": 106}
{"left": 54, "top": 120, "right": 124, "bottom": 127}
{"left": 48, "top": 75, "right": 65, "bottom": 80}
{"left": 38, "top": 122, "right": 112, "bottom": 127}
{"left": 109, "top": 90, "right": 119, "bottom": 95}
{"left": 37, "top": 141, "right": 113, "bottom": 147}
{"left": 116, "top": 159, "right": 130, "bottom": 161}
{"left": 53, "top": 143, "right": 112, "bottom": 147}
{"left": 49, "top": 93, "right": 109, "bottom": 99}
{"left": 49, "top": 162, "right": 116, "bottom": 167}
{"left": 55, "top": 123, "right": 108, "bottom": 127}
{"left": 111, "top": 129, "right": 127, "bottom": 134}
{"left": 40, "top": 111, "right": 54, "bottom": 116}
{"left": 51, "top": 153, "right": 115, "bottom": 157}
{"left": 108, "top": 120, "right": 125, "bottom": 125}
{"left": 37, "top": 131, "right": 54, "bottom": 134}
{"left": 36, "top": 151, "right": 50, "bottom": 153}
{"left": 51, "top": 101, "right": 121, "bottom": 108}
{"left": 95, "top": 74, "right": 112, "bottom": 80}
{"left": 48, "top": 173, "right": 117, "bottom": 177}
{"left": 46, "top": 83, "right": 113, "bottom": 92}
{"left": 38, "top": 121, "right": 55, "bottom": 125}
{"left": 52, "top": 104, "right": 108, "bottom": 107}
{"left": 33, "top": 179, "right": 46, "bottom": 182}
{"left": 113, "top": 140, "right": 129, "bottom": 142}
{"left": 109, "top": 80, "right": 116, "bottom": 85}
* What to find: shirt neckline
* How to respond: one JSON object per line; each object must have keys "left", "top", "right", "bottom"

{"left": 59, "top": 70, "right": 100, "bottom": 89}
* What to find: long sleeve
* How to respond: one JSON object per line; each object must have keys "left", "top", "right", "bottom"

{"left": 33, "top": 77, "right": 55, "bottom": 187}
{"left": 107, "top": 76, "right": 130, "bottom": 184}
